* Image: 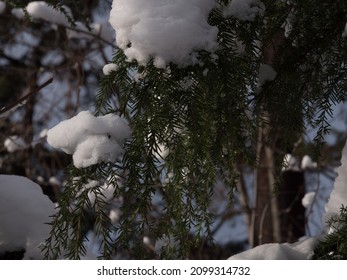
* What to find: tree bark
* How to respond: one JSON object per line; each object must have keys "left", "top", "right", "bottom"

{"left": 251, "top": 120, "right": 281, "bottom": 247}
{"left": 250, "top": 28, "right": 305, "bottom": 247}
{"left": 278, "top": 170, "right": 305, "bottom": 243}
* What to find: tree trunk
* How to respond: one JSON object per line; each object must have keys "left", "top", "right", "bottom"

{"left": 249, "top": 28, "right": 306, "bottom": 247}
{"left": 251, "top": 121, "right": 281, "bottom": 247}
{"left": 278, "top": 170, "right": 305, "bottom": 243}
{"left": 251, "top": 127, "right": 305, "bottom": 247}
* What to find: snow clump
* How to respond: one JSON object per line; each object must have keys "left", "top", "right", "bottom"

{"left": 103, "top": 63, "right": 119, "bottom": 75}
{"left": 47, "top": 111, "right": 131, "bottom": 168}
{"left": 4, "top": 136, "right": 27, "bottom": 153}
{"left": 302, "top": 192, "right": 316, "bottom": 208}
{"left": 258, "top": 64, "right": 277, "bottom": 87}
{"left": 26, "top": 1, "right": 71, "bottom": 26}
{"left": 26, "top": 2, "right": 114, "bottom": 44}
{"left": 11, "top": 8, "right": 24, "bottom": 19}
{"left": 223, "top": 0, "right": 265, "bottom": 21}
{"left": 301, "top": 155, "right": 317, "bottom": 170}
{"left": 109, "top": 0, "right": 218, "bottom": 68}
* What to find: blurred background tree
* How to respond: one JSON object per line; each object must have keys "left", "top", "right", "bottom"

{"left": 0, "top": 0, "right": 113, "bottom": 199}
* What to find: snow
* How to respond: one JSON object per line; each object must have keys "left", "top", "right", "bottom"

{"left": 324, "top": 139, "right": 347, "bottom": 223}
{"left": 228, "top": 237, "right": 319, "bottom": 260}
{"left": 4, "top": 136, "right": 27, "bottom": 153}
{"left": 283, "top": 154, "right": 318, "bottom": 172}
{"left": 73, "top": 135, "right": 123, "bottom": 168}
{"left": 301, "top": 155, "right": 317, "bottom": 170}
{"left": 91, "top": 22, "right": 115, "bottom": 43}
{"left": 0, "top": 175, "right": 55, "bottom": 259}
{"left": 79, "top": 180, "right": 114, "bottom": 204}
{"left": 302, "top": 192, "right": 316, "bottom": 208}
{"left": 47, "top": 111, "right": 131, "bottom": 168}
{"left": 78, "top": 180, "right": 121, "bottom": 225}
{"left": 103, "top": 63, "right": 119, "bottom": 75}
{"left": 16, "top": 0, "right": 111, "bottom": 44}
{"left": 109, "top": 0, "right": 218, "bottom": 68}
{"left": 282, "top": 11, "right": 295, "bottom": 38}
{"left": 26, "top": 1, "right": 71, "bottom": 26}
{"left": 143, "top": 236, "right": 151, "bottom": 246}
{"left": 39, "top": 128, "right": 48, "bottom": 138}
{"left": 11, "top": 8, "right": 24, "bottom": 19}
{"left": 0, "top": 1, "right": 5, "bottom": 14}
{"left": 48, "top": 176, "right": 60, "bottom": 186}
{"left": 223, "top": 0, "right": 265, "bottom": 22}
{"left": 258, "top": 64, "right": 277, "bottom": 87}
{"left": 109, "top": 209, "right": 121, "bottom": 224}
{"left": 230, "top": 138, "right": 347, "bottom": 259}
{"left": 282, "top": 153, "right": 300, "bottom": 171}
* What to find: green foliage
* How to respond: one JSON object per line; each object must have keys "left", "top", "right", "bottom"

{"left": 43, "top": 0, "right": 347, "bottom": 259}
{"left": 43, "top": 164, "right": 119, "bottom": 259}
{"left": 313, "top": 206, "right": 347, "bottom": 260}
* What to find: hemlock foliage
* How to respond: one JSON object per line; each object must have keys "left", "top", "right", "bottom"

{"left": 313, "top": 206, "right": 347, "bottom": 260}
{"left": 4, "top": 0, "right": 347, "bottom": 259}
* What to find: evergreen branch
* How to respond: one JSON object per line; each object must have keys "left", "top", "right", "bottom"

{"left": 313, "top": 206, "right": 347, "bottom": 259}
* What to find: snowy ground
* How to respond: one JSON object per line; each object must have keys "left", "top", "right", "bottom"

{"left": 0, "top": 175, "right": 55, "bottom": 259}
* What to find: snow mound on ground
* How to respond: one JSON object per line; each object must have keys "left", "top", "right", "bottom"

{"left": 109, "top": 0, "right": 218, "bottom": 68}
{"left": 47, "top": 111, "right": 131, "bottom": 168}
{"left": 228, "top": 237, "right": 319, "bottom": 260}
{"left": 0, "top": 175, "right": 55, "bottom": 259}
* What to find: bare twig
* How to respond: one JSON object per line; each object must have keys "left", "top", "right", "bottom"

{"left": 0, "top": 77, "right": 53, "bottom": 116}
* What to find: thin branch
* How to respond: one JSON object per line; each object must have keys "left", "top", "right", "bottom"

{"left": 22, "top": 11, "right": 117, "bottom": 48}
{"left": 0, "top": 77, "right": 53, "bottom": 116}
{"left": 211, "top": 207, "right": 251, "bottom": 236}
{"left": 258, "top": 202, "right": 270, "bottom": 245}
{"left": 63, "top": 24, "right": 117, "bottom": 49}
